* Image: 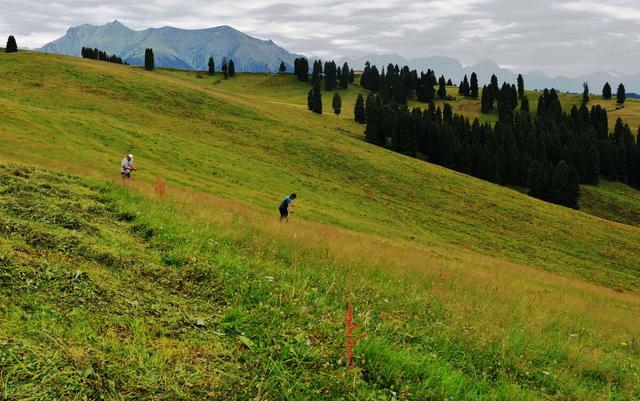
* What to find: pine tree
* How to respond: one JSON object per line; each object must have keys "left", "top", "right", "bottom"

{"left": 279, "top": 61, "right": 286, "bottom": 73}
{"left": 437, "top": 75, "right": 447, "bottom": 100}
{"left": 602, "top": 82, "right": 612, "bottom": 99}
{"left": 459, "top": 75, "right": 470, "bottom": 96}
{"left": 517, "top": 74, "right": 525, "bottom": 99}
{"left": 308, "top": 79, "right": 322, "bottom": 114}
{"left": 144, "top": 48, "right": 154, "bottom": 70}
{"left": 294, "top": 58, "right": 309, "bottom": 81}
{"left": 221, "top": 57, "right": 228, "bottom": 78}
{"left": 550, "top": 161, "right": 580, "bottom": 209}
{"left": 332, "top": 92, "right": 342, "bottom": 117}
{"left": 349, "top": 69, "right": 355, "bottom": 84}
{"left": 340, "top": 62, "right": 350, "bottom": 89}
{"left": 585, "top": 144, "right": 600, "bottom": 184}
{"left": 446, "top": 78, "right": 453, "bottom": 86}
{"left": 469, "top": 72, "right": 479, "bottom": 98}
{"left": 582, "top": 82, "right": 589, "bottom": 104}
{"left": 5, "top": 35, "right": 18, "bottom": 53}
{"left": 228, "top": 60, "right": 236, "bottom": 77}
{"left": 480, "top": 85, "right": 491, "bottom": 113}
{"left": 617, "top": 83, "right": 626, "bottom": 105}
{"left": 354, "top": 94, "right": 366, "bottom": 124}
{"left": 208, "top": 57, "right": 215, "bottom": 75}
{"left": 521, "top": 96, "right": 530, "bottom": 112}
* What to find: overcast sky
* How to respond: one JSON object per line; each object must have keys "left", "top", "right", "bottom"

{"left": 2, "top": 0, "right": 639, "bottom": 76}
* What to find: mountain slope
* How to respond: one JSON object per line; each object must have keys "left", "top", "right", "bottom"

{"left": 1, "top": 51, "right": 640, "bottom": 399}
{"left": 41, "top": 21, "right": 297, "bottom": 72}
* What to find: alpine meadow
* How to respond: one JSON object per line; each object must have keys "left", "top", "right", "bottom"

{"left": 1, "top": 31, "right": 640, "bottom": 401}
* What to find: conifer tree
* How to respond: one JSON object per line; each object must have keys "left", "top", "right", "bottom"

{"left": 480, "top": 85, "right": 491, "bottom": 113}
{"left": 585, "top": 144, "right": 600, "bottom": 184}
{"left": 437, "top": 75, "right": 447, "bottom": 100}
{"left": 144, "top": 48, "right": 154, "bottom": 70}
{"left": 582, "top": 82, "right": 589, "bottom": 104}
{"left": 469, "top": 72, "right": 479, "bottom": 98}
{"left": 550, "top": 161, "right": 580, "bottom": 209}
{"left": 307, "top": 79, "right": 322, "bottom": 114}
{"left": 602, "top": 82, "right": 612, "bottom": 99}
{"left": 228, "top": 60, "right": 236, "bottom": 77}
{"left": 340, "top": 62, "right": 350, "bottom": 89}
{"left": 354, "top": 94, "right": 366, "bottom": 124}
{"left": 617, "top": 83, "right": 626, "bottom": 105}
{"left": 332, "top": 92, "right": 342, "bottom": 117}
{"left": 446, "top": 78, "right": 453, "bottom": 86}
{"left": 521, "top": 96, "right": 529, "bottom": 112}
{"left": 5, "top": 35, "right": 18, "bottom": 53}
{"left": 208, "top": 57, "right": 215, "bottom": 75}
{"left": 294, "top": 58, "right": 309, "bottom": 81}
{"left": 517, "top": 74, "right": 525, "bottom": 99}
{"left": 459, "top": 75, "right": 470, "bottom": 96}
{"left": 279, "top": 61, "right": 286, "bottom": 72}
{"left": 221, "top": 57, "right": 228, "bottom": 78}
{"left": 349, "top": 69, "right": 355, "bottom": 84}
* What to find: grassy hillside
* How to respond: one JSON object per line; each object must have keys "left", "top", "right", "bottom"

{"left": 1, "top": 51, "right": 640, "bottom": 399}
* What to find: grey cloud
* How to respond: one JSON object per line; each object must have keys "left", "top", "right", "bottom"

{"left": 2, "top": 0, "right": 639, "bottom": 76}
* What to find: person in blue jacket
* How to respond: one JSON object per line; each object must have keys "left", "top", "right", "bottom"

{"left": 279, "top": 193, "right": 297, "bottom": 221}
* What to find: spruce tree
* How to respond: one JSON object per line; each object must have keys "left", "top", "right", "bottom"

{"left": 208, "top": 57, "right": 215, "bottom": 75}
{"left": 221, "top": 57, "right": 228, "bottom": 78}
{"left": 228, "top": 60, "right": 236, "bottom": 77}
{"left": 517, "top": 74, "right": 525, "bottom": 99}
{"left": 617, "top": 83, "right": 626, "bottom": 105}
{"left": 279, "top": 61, "right": 286, "bottom": 73}
{"left": 480, "top": 85, "right": 491, "bottom": 113}
{"left": 550, "top": 161, "right": 580, "bottom": 209}
{"left": 446, "top": 78, "right": 453, "bottom": 86}
{"left": 437, "top": 75, "right": 447, "bottom": 100}
{"left": 585, "top": 144, "right": 600, "bottom": 184}
{"left": 521, "top": 96, "right": 529, "bottom": 112}
{"left": 332, "top": 92, "right": 342, "bottom": 117}
{"left": 144, "top": 48, "right": 154, "bottom": 70}
{"left": 602, "top": 82, "right": 612, "bottom": 99}
{"left": 459, "top": 74, "right": 470, "bottom": 96}
{"left": 349, "top": 69, "right": 355, "bottom": 84}
{"left": 469, "top": 72, "right": 479, "bottom": 98}
{"left": 5, "top": 35, "right": 18, "bottom": 53}
{"left": 354, "top": 94, "right": 366, "bottom": 124}
{"left": 340, "top": 62, "right": 350, "bottom": 89}
{"left": 582, "top": 82, "right": 589, "bottom": 104}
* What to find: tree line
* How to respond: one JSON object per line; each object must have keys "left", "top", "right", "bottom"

{"left": 357, "top": 64, "right": 639, "bottom": 208}
{"left": 81, "top": 47, "right": 125, "bottom": 64}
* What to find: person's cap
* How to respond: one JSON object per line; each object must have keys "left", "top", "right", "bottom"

{"left": 128, "top": 154, "right": 134, "bottom": 159}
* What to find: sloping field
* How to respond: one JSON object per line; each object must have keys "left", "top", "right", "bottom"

{"left": 0, "top": 52, "right": 639, "bottom": 399}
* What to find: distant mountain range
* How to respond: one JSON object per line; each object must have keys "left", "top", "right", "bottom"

{"left": 41, "top": 22, "right": 640, "bottom": 93}
{"left": 41, "top": 21, "right": 298, "bottom": 72}
{"left": 339, "top": 54, "right": 640, "bottom": 93}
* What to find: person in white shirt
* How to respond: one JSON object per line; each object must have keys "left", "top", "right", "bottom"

{"left": 121, "top": 154, "right": 135, "bottom": 182}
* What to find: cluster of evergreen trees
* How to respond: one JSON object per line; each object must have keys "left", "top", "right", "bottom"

{"left": 5, "top": 36, "right": 18, "bottom": 53}
{"left": 144, "top": 48, "right": 154, "bottom": 70}
{"left": 458, "top": 73, "right": 479, "bottom": 98}
{"left": 601, "top": 82, "right": 625, "bottom": 105}
{"left": 294, "top": 57, "right": 354, "bottom": 114}
{"left": 360, "top": 80, "right": 640, "bottom": 208}
{"left": 220, "top": 57, "right": 236, "bottom": 78}
{"left": 81, "top": 47, "right": 124, "bottom": 64}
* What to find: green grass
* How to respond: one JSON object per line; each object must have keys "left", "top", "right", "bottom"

{"left": 1, "top": 51, "right": 640, "bottom": 399}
